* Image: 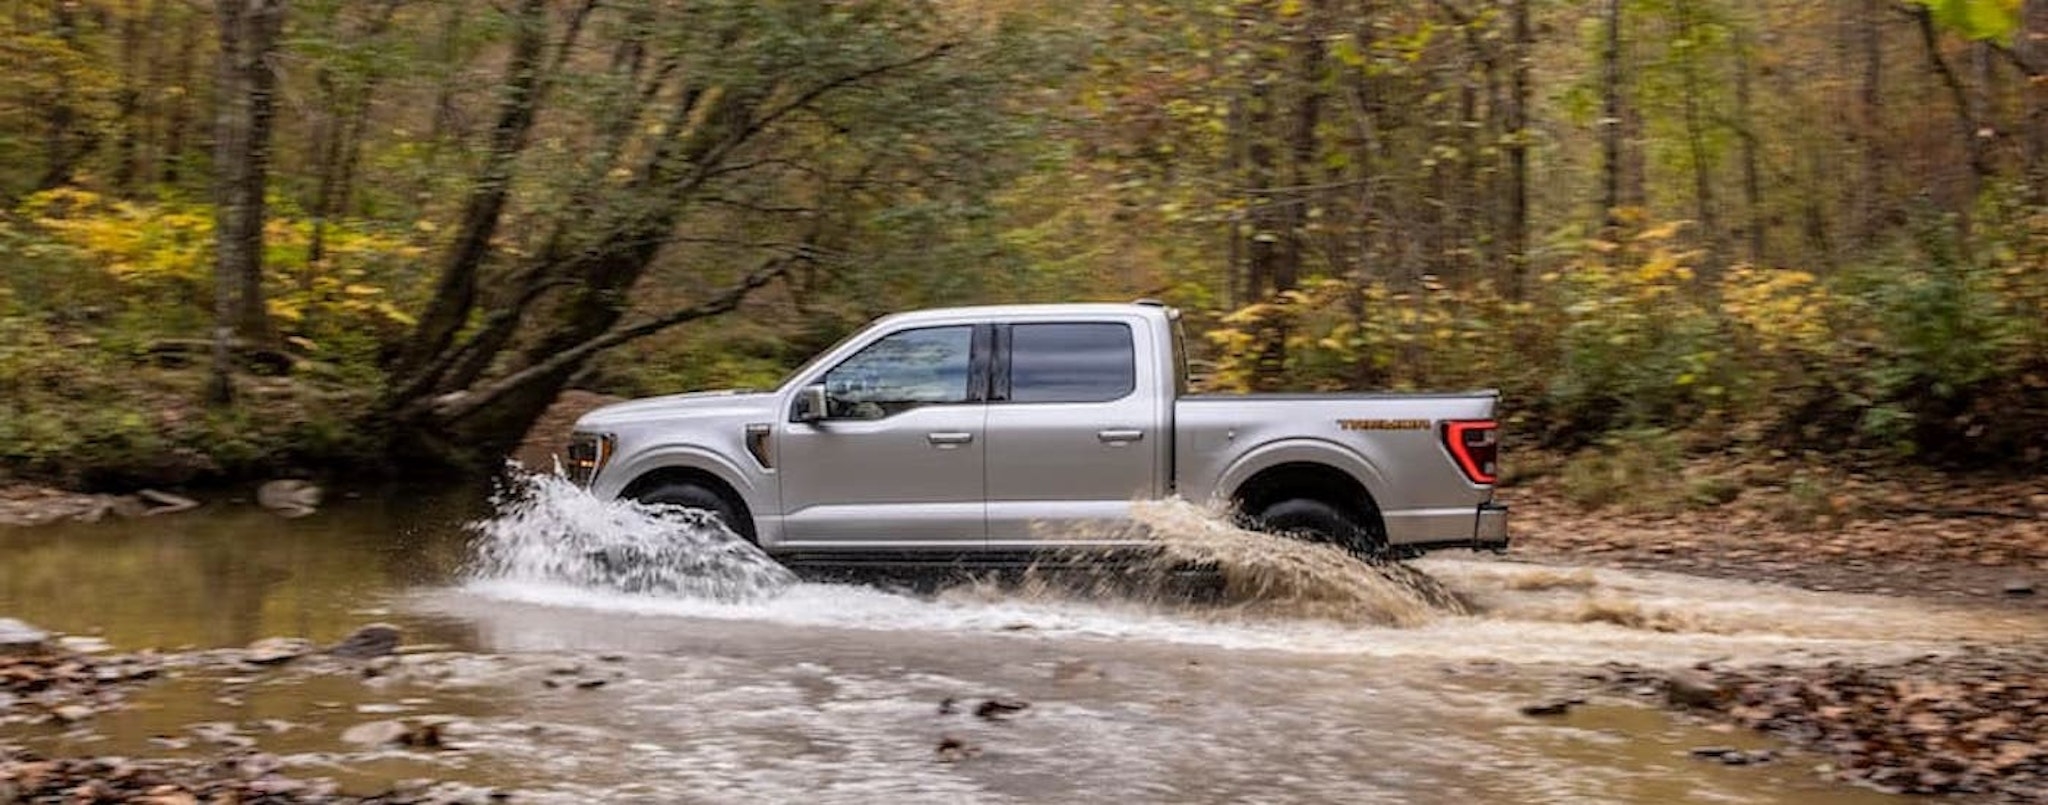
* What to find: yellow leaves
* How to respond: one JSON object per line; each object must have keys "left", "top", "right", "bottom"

{"left": 1720, "top": 264, "right": 1832, "bottom": 355}
{"left": 20, "top": 190, "right": 424, "bottom": 343}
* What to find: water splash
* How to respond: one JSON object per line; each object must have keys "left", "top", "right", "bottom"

{"left": 464, "top": 470, "right": 796, "bottom": 602}
{"left": 945, "top": 499, "right": 1473, "bottom": 628}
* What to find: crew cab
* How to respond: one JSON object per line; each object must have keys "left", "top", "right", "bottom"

{"left": 565, "top": 301, "right": 1507, "bottom": 564}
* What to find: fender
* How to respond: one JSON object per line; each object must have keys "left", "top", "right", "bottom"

{"left": 1211, "top": 436, "right": 1392, "bottom": 510}
{"left": 597, "top": 443, "right": 770, "bottom": 521}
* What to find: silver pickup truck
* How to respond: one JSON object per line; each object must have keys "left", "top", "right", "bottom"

{"left": 565, "top": 301, "right": 1507, "bottom": 564}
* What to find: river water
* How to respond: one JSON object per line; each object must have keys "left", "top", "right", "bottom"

{"left": 3, "top": 476, "right": 2041, "bottom": 803}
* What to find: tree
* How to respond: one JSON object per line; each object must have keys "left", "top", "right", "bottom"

{"left": 207, "top": 0, "right": 285, "bottom": 405}
{"left": 372, "top": 0, "right": 1053, "bottom": 466}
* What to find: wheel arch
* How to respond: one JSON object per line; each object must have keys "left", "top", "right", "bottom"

{"left": 1223, "top": 446, "right": 1389, "bottom": 539}
{"left": 619, "top": 465, "right": 757, "bottom": 539}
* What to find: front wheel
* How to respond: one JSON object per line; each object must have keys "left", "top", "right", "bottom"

{"left": 630, "top": 481, "right": 754, "bottom": 542}
{"left": 1252, "top": 498, "right": 1388, "bottom": 558}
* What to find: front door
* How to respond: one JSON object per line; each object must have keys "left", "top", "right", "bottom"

{"left": 777, "top": 324, "right": 988, "bottom": 549}
{"left": 985, "top": 320, "right": 1163, "bottom": 546}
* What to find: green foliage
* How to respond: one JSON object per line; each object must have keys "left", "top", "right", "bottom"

{"left": 1917, "top": 0, "right": 2023, "bottom": 43}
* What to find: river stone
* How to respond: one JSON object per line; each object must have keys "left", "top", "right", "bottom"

{"left": 341, "top": 719, "right": 409, "bottom": 746}
{"left": 256, "top": 480, "right": 322, "bottom": 517}
{"left": 245, "top": 637, "right": 314, "bottom": 665}
{"left": 2003, "top": 580, "right": 2036, "bottom": 597}
{"left": 328, "top": 624, "right": 401, "bottom": 659}
{"left": 1665, "top": 670, "right": 1727, "bottom": 709}
{"left": 0, "top": 618, "right": 50, "bottom": 655}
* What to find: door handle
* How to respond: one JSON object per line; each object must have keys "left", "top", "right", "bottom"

{"left": 1097, "top": 429, "right": 1145, "bottom": 444}
{"left": 927, "top": 431, "right": 975, "bottom": 447}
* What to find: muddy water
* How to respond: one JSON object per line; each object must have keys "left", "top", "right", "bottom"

{"left": 4, "top": 480, "right": 2043, "bottom": 803}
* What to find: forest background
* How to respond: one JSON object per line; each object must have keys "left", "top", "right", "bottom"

{"left": 1, "top": 0, "right": 2043, "bottom": 503}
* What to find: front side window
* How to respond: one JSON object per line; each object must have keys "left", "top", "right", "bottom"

{"left": 822, "top": 325, "right": 974, "bottom": 419}
{"left": 1009, "top": 322, "right": 1136, "bottom": 403}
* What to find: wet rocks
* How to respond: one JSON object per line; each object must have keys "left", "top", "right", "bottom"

{"left": 1663, "top": 669, "right": 1728, "bottom": 709}
{"left": 935, "top": 734, "right": 981, "bottom": 762}
{"left": 329, "top": 624, "right": 402, "bottom": 659}
{"left": 0, "top": 619, "right": 49, "bottom": 655}
{"left": 257, "top": 479, "right": 323, "bottom": 517}
{"left": 1688, "top": 746, "right": 1775, "bottom": 765}
{"left": 246, "top": 636, "right": 316, "bottom": 666}
{"left": 1518, "top": 700, "right": 1575, "bottom": 718}
{"left": 0, "top": 746, "right": 492, "bottom": 803}
{"left": 973, "top": 698, "right": 1030, "bottom": 721}
{"left": 341, "top": 718, "right": 451, "bottom": 750}
{"left": 2003, "top": 580, "right": 2035, "bottom": 597}
{"left": 1, "top": 644, "right": 163, "bottom": 725}
{"left": 1610, "top": 646, "right": 2048, "bottom": 800}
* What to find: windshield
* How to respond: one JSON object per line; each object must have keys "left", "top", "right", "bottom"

{"left": 772, "top": 318, "right": 878, "bottom": 391}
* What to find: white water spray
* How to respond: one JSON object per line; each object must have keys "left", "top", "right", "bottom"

{"left": 464, "top": 471, "right": 796, "bottom": 602}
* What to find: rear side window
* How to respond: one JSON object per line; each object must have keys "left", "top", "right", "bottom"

{"left": 1009, "top": 322, "right": 1135, "bottom": 403}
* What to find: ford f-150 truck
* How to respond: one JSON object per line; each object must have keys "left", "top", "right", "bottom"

{"left": 565, "top": 301, "right": 1507, "bottom": 564}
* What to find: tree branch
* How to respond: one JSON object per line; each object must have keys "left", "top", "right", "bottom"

{"left": 420, "top": 253, "right": 807, "bottom": 423}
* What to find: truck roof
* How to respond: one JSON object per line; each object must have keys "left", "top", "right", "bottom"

{"left": 875, "top": 302, "right": 1175, "bottom": 327}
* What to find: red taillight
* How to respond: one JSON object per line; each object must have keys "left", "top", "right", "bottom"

{"left": 1443, "top": 420, "right": 1498, "bottom": 485}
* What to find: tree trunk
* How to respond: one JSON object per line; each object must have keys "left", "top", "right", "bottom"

{"left": 389, "top": 0, "right": 550, "bottom": 388}
{"left": 1733, "top": 24, "right": 1766, "bottom": 265}
{"left": 1600, "top": 0, "right": 1624, "bottom": 236}
{"left": 2025, "top": 0, "right": 2048, "bottom": 202}
{"left": 112, "top": 0, "right": 146, "bottom": 193}
{"left": 162, "top": 9, "right": 200, "bottom": 185}
{"left": 1858, "top": 0, "right": 1884, "bottom": 238}
{"left": 208, "top": 0, "right": 287, "bottom": 405}
{"left": 36, "top": 0, "right": 98, "bottom": 191}
{"left": 1913, "top": 6, "right": 1987, "bottom": 245}
{"left": 1506, "top": 0, "right": 1531, "bottom": 298}
{"left": 1674, "top": 0, "right": 1720, "bottom": 272}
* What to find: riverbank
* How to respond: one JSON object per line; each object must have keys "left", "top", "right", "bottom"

{"left": 1502, "top": 461, "right": 2047, "bottom": 608}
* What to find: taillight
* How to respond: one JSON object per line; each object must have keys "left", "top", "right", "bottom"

{"left": 1442, "top": 420, "right": 1498, "bottom": 485}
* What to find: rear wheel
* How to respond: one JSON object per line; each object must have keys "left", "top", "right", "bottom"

{"left": 630, "top": 481, "right": 754, "bottom": 542}
{"left": 1252, "top": 498, "right": 1388, "bottom": 559}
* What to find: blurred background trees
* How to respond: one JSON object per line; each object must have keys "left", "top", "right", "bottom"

{"left": 0, "top": 0, "right": 2041, "bottom": 485}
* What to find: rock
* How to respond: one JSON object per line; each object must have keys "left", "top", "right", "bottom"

{"left": 1689, "top": 745, "right": 1738, "bottom": 760}
{"left": 974, "top": 698, "right": 1030, "bottom": 721}
{"left": 937, "top": 697, "right": 959, "bottom": 715}
{"left": 575, "top": 678, "right": 607, "bottom": 690}
{"left": 0, "top": 618, "right": 50, "bottom": 655}
{"left": 935, "top": 734, "right": 980, "bottom": 762}
{"left": 328, "top": 624, "right": 401, "bottom": 658}
{"left": 256, "top": 480, "right": 322, "bottom": 517}
{"left": 1519, "top": 700, "right": 1573, "bottom": 717}
{"left": 49, "top": 704, "right": 94, "bottom": 724}
{"left": 341, "top": 720, "right": 409, "bottom": 746}
{"left": 1664, "top": 670, "right": 1727, "bottom": 709}
{"left": 2003, "top": 580, "right": 2036, "bottom": 597}
{"left": 244, "top": 637, "right": 313, "bottom": 665}
{"left": 134, "top": 489, "right": 200, "bottom": 517}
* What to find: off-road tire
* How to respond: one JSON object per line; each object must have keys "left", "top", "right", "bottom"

{"left": 630, "top": 481, "right": 754, "bottom": 542}
{"left": 1254, "top": 498, "right": 1388, "bottom": 559}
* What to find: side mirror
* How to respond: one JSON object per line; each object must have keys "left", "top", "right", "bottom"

{"left": 794, "top": 383, "right": 829, "bottom": 423}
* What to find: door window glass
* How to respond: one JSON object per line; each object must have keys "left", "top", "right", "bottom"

{"left": 823, "top": 325, "right": 974, "bottom": 419}
{"left": 1009, "top": 323, "right": 1136, "bottom": 403}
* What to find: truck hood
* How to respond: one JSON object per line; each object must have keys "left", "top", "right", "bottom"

{"left": 573, "top": 389, "right": 778, "bottom": 430}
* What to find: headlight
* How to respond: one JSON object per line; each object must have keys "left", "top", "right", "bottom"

{"left": 564, "top": 431, "right": 614, "bottom": 486}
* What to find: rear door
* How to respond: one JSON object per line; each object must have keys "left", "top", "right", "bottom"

{"left": 984, "top": 319, "right": 1163, "bottom": 546}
